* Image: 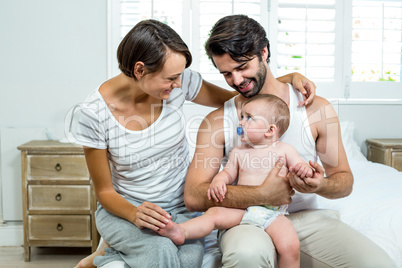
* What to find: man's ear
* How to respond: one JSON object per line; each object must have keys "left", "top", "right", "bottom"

{"left": 133, "top": 62, "right": 146, "bottom": 79}
{"left": 265, "top": 124, "right": 277, "bottom": 137}
{"left": 260, "top": 46, "right": 269, "bottom": 62}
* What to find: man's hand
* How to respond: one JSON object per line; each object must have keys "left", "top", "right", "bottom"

{"left": 289, "top": 160, "right": 325, "bottom": 194}
{"left": 260, "top": 158, "right": 294, "bottom": 206}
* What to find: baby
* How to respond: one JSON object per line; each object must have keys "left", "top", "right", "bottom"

{"left": 159, "top": 94, "right": 314, "bottom": 268}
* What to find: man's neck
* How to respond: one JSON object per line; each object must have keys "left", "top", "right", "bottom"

{"left": 259, "top": 67, "right": 290, "bottom": 106}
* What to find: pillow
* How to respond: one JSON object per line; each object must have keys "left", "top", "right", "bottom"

{"left": 340, "top": 121, "right": 367, "bottom": 162}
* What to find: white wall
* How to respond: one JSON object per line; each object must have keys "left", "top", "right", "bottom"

{"left": 337, "top": 102, "right": 402, "bottom": 155}
{"left": 0, "top": 0, "right": 107, "bottom": 239}
{"left": 0, "top": 0, "right": 108, "bottom": 128}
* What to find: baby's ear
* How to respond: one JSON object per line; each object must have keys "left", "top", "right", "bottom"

{"left": 265, "top": 124, "right": 277, "bottom": 137}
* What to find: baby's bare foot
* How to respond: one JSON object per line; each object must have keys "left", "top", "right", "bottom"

{"left": 74, "top": 240, "right": 107, "bottom": 268}
{"left": 157, "top": 220, "right": 186, "bottom": 245}
{"left": 74, "top": 252, "right": 97, "bottom": 268}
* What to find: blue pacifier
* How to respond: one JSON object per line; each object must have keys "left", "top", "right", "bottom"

{"left": 237, "top": 126, "right": 244, "bottom": 136}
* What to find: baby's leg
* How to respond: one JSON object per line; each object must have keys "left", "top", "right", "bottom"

{"left": 158, "top": 207, "right": 245, "bottom": 245}
{"left": 266, "top": 215, "right": 300, "bottom": 268}
{"left": 74, "top": 238, "right": 108, "bottom": 268}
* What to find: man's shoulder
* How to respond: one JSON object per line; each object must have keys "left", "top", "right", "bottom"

{"left": 199, "top": 106, "right": 225, "bottom": 132}
{"left": 205, "top": 105, "right": 224, "bottom": 120}
{"left": 307, "top": 95, "right": 330, "bottom": 108}
{"left": 305, "top": 95, "right": 339, "bottom": 137}
{"left": 305, "top": 95, "right": 333, "bottom": 116}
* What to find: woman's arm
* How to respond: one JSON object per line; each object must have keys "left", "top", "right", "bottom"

{"left": 192, "top": 73, "right": 316, "bottom": 108}
{"left": 84, "top": 147, "right": 170, "bottom": 231}
{"left": 192, "top": 80, "right": 237, "bottom": 108}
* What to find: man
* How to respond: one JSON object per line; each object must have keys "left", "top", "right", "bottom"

{"left": 184, "top": 15, "right": 393, "bottom": 267}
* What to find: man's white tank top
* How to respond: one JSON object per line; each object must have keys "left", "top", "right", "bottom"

{"left": 223, "top": 84, "right": 318, "bottom": 213}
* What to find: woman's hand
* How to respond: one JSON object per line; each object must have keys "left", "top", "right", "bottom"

{"left": 291, "top": 73, "right": 316, "bottom": 106}
{"left": 133, "top": 201, "right": 172, "bottom": 231}
{"left": 277, "top": 72, "right": 316, "bottom": 106}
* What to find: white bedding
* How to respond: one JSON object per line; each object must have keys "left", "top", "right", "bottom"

{"left": 202, "top": 121, "right": 402, "bottom": 267}
{"left": 317, "top": 159, "right": 402, "bottom": 267}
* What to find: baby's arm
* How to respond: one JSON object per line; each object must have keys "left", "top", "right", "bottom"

{"left": 283, "top": 143, "right": 314, "bottom": 179}
{"left": 207, "top": 148, "right": 240, "bottom": 202}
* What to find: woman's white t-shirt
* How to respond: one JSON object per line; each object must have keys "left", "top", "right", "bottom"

{"left": 73, "top": 68, "right": 202, "bottom": 211}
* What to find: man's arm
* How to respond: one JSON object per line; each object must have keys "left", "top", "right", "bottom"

{"left": 289, "top": 97, "right": 353, "bottom": 199}
{"left": 184, "top": 108, "right": 293, "bottom": 212}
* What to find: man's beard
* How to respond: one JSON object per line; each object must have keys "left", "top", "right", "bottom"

{"left": 234, "top": 61, "right": 267, "bottom": 98}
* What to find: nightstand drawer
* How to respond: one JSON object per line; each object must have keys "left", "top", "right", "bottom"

{"left": 28, "top": 185, "right": 91, "bottom": 211}
{"left": 28, "top": 215, "right": 91, "bottom": 240}
{"left": 366, "top": 139, "right": 402, "bottom": 172}
{"left": 28, "top": 155, "right": 89, "bottom": 181}
{"left": 392, "top": 152, "right": 402, "bottom": 171}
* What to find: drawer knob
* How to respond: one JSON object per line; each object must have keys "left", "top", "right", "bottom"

{"left": 55, "top": 163, "right": 62, "bottom": 171}
{"left": 57, "top": 223, "right": 63, "bottom": 231}
{"left": 55, "top": 193, "right": 62, "bottom": 201}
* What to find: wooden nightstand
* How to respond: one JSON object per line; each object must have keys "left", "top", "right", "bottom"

{"left": 366, "top": 138, "right": 402, "bottom": 171}
{"left": 18, "top": 140, "right": 99, "bottom": 261}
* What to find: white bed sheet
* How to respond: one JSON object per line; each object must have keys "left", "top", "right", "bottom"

{"left": 317, "top": 159, "right": 402, "bottom": 267}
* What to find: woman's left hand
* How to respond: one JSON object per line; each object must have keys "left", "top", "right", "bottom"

{"left": 290, "top": 73, "right": 316, "bottom": 106}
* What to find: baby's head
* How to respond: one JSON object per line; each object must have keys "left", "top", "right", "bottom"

{"left": 239, "top": 94, "right": 290, "bottom": 144}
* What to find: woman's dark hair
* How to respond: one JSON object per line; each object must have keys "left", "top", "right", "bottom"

{"left": 117, "top": 19, "right": 192, "bottom": 79}
{"left": 205, "top": 15, "right": 270, "bottom": 66}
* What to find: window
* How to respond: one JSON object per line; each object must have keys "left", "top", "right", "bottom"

{"left": 274, "top": 0, "right": 337, "bottom": 82}
{"left": 109, "top": 0, "right": 402, "bottom": 99}
{"left": 349, "top": 0, "right": 402, "bottom": 99}
{"left": 352, "top": 1, "right": 402, "bottom": 82}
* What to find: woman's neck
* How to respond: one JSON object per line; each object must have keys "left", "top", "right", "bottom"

{"left": 101, "top": 73, "right": 160, "bottom": 106}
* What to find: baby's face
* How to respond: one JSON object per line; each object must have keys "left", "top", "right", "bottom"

{"left": 239, "top": 101, "right": 270, "bottom": 145}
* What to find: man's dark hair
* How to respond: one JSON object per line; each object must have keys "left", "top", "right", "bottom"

{"left": 205, "top": 15, "right": 270, "bottom": 67}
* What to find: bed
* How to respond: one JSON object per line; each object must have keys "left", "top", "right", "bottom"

{"left": 201, "top": 121, "right": 402, "bottom": 267}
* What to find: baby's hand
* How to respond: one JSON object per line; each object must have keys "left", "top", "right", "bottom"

{"left": 293, "top": 163, "right": 314, "bottom": 179}
{"left": 207, "top": 180, "right": 227, "bottom": 202}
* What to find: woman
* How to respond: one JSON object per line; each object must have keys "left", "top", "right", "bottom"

{"left": 73, "top": 19, "right": 314, "bottom": 268}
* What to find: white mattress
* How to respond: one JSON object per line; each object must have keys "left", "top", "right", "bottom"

{"left": 317, "top": 159, "right": 402, "bottom": 267}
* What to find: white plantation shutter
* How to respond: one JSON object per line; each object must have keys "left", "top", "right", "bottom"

{"left": 275, "top": 0, "right": 337, "bottom": 82}
{"left": 109, "top": 0, "right": 186, "bottom": 77}
{"left": 120, "top": 0, "right": 184, "bottom": 38}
